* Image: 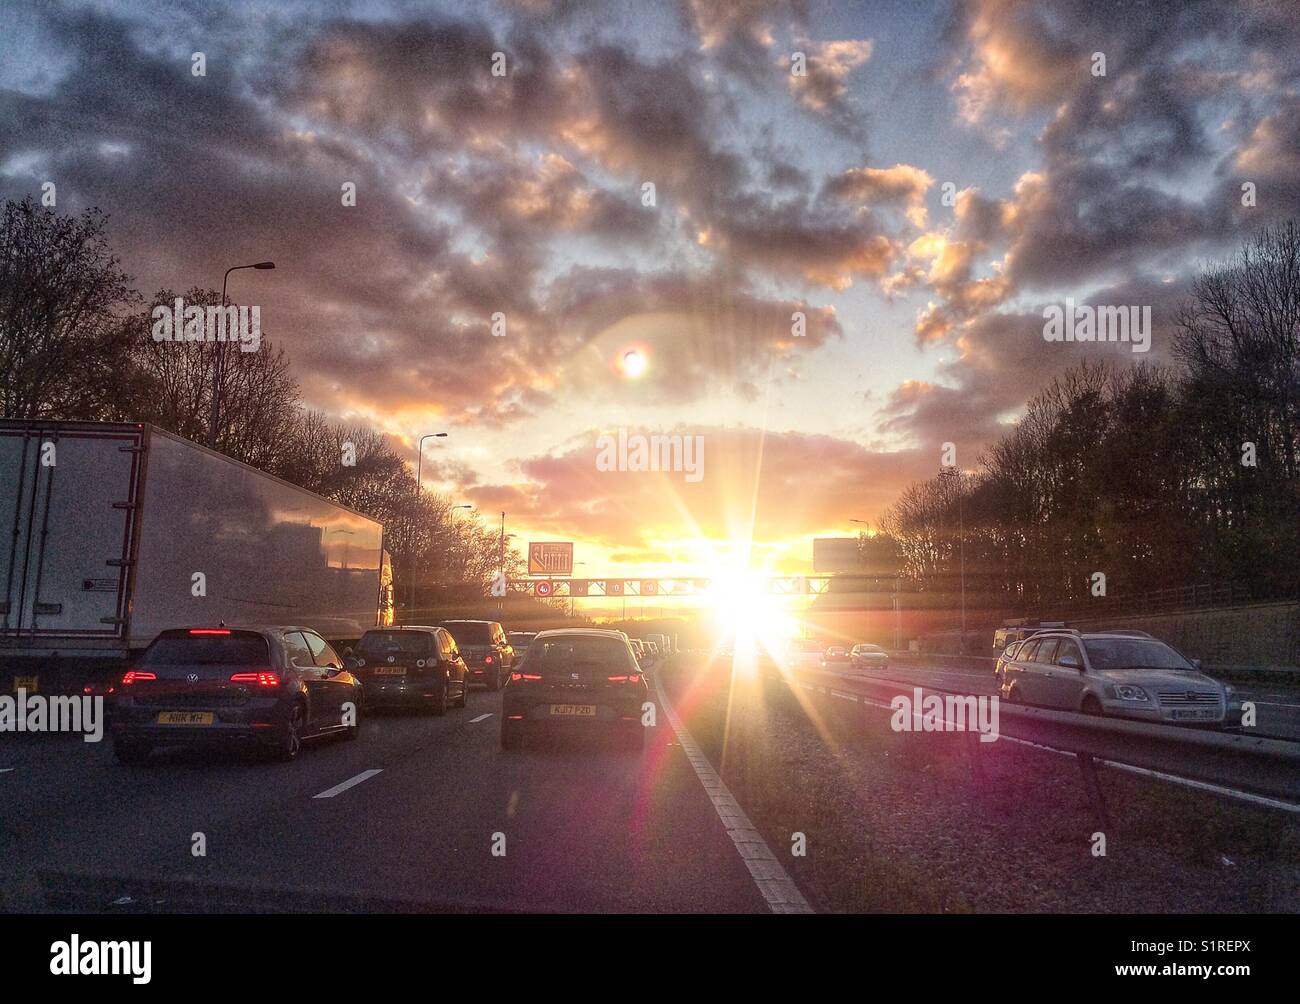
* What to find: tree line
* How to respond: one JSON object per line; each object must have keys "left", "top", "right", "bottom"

{"left": 0, "top": 196, "right": 520, "bottom": 606}
{"left": 879, "top": 221, "right": 1300, "bottom": 611}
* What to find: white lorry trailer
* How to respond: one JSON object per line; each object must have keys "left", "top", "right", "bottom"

{"left": 0, "top": 420, "right": 393, "bottom": 693}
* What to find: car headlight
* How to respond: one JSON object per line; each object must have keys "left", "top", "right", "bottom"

{"left": 1112, "top": 685, "right": 1149, "bottom": 702}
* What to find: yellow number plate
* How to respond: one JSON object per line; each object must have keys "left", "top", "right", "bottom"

{"left": 156, "top": 711, "right": 214, "bottom": 725}
{"left": 549, "top": 704, "right": 596, "bottom": 717}
{"left": 373, "top": 667, "right": 407, "bottom": 675}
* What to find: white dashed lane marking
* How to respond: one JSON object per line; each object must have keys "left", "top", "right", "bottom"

{"left": 313, "top": 769, "right": 383, "bottom": 799}
{"left": 469, "top": 713, "right": 493, "bottom": 723}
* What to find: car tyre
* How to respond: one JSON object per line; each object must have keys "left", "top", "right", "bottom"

{"left": 454, "top": 680, "right": 468, "bottom": 708}
{"left": 274, "top": 702, "right": 306, "bottom": 761}
{"left": 1081, "top": 695, "right": 1103, "bottom": 716}
{"left": 486, "top": 668, "right": 502, "bottom": 692}
{"left": 431, "top": 680, "right": 448, "bottom": 717}
{"left": 114, "top": 737, "right": 151, "bottom": 765}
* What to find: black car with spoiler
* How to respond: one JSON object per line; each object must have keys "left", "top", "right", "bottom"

{"left": 500, "top": 628, "right": 648, "bottom": 752}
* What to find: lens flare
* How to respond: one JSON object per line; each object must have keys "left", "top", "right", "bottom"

{"left": 621, "top": 349, "right": 647, "bottom": 378}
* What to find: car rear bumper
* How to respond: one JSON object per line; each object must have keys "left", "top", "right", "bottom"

{"left": 362, "top": 677, "right": 446, "bottom": 707}
{"left": 503, "top": 694, "right": 644, "bottom": 728}
{"left": 112, "top": 698, "right": 287, "bottom": 745}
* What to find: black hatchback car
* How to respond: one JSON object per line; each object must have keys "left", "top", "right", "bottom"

{"left": 501, "top": 628, "right": 648, "bottom": 752}
{"left": 110, "top": 626, "right": 362, "bottom": 764}
{"left": 438, "top": 620, "right": 514, "bottom": 690}
{"left": 349, "top": 626, "right": 468, "bottom": 714}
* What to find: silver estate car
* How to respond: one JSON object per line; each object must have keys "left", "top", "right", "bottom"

{"left": 998, "top": 629, "right": 1236, "bottom": 725}
{"left": 849, "top": 643, "right": 889, "bottom": 671}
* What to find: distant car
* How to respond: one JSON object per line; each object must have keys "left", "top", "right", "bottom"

{"left": 629, "top": 639, "right": 646, "bottom": 663}
{"left": 438, "top": 620, "right": 514, "bottom": 690}
{"left": 998, "top": 630, "right": 1235, "bottom": 725}
{"left": 501, "top": 628, "right": 648, "bottom": 752}
{"left": 350, "top": 626, "right": 468, "bottom": 715}
{"left": 993, "top": 621, "right": 1067, "bottom": 650}
{"left": 822, "top": 646, "right": 851, "bottom": 666}
{"left": 994, "top": 639, "right": 1024, "bottom": 681}
{"left": 785, "top": 640, "right": 824, "bottom": 672}
{"left": 110, "top": 626, "right": 362, "bottom": 764}
{"left": 849, "top": 643, "right": 889, "bottom": 671}
{"left": 508, "top": 631, "right": 537, "bottom": 657}
{"left": 646, "top": 641, "right": 660, "bottom": 661}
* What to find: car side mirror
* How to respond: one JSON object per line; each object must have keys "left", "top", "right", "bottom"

{"left": 342, "top": 646, "right": 353, "bottom": 657}
{"left": 343, "top": 656, "right": 360, "bottom": 670}
{"left": 1058, "top": 654, "right": 1081, "bottom": 670}
{"left": 1191, "top": 658, "right": 1202, "bottom": 670}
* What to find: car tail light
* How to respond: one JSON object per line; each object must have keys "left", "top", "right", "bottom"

{"left": 121, "top": 670, "right": 156, "bottom": 685}
{"left": 484, "top": 654, "right": 494, "bottom": 664}
{"left": 510, "top": 672, "right": 542, "bottom": 683}
{"left": 607, "top": 674, "right": 640, "bottom": 683}
{"left": 189, "top": 628, "right": 232, "bottom": 635}
{"left": 229, "top": 671, "right": 280, "bottom": 687}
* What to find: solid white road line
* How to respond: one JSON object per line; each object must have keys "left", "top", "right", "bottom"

{"left": 469, "top": 713, "right": 494, "bottom": 723}
{"left": 313, "top": 769, "right": 383, "bottom": 799}
{"left": 654, "top": 677, "right": 813, "bottom": 914}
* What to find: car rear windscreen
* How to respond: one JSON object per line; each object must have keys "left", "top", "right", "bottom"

{"left": 442, "top": 622, "right": 492, "bottom": 645}
{"left": 142, "top": 633, "right": 270, "bottom": 666}
{"left": 526, "top": 636, "right": 636, "bottom": 671}
{"left": 358, "top": 631, "right": 434, "bottom": 657}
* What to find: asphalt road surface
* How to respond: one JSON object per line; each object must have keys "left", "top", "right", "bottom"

{"left": 0, "top": 679, "right": 783, "bottom": 913}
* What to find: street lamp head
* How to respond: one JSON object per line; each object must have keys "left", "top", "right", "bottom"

{"left": 253, "top": 261, "right": 276, "bottom": 269}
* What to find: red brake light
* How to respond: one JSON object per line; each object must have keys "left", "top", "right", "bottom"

{"left": 189, "top": 628, "right": 232, "bottom": 635}
{"left": 607, "top": 674, "right": 641, "bottom": 683}
{"left": 484, "top": 654, "right": 494, "bottom": 664}
{"left": 510, "top": 672, "right": 542, "bottom": 683}
{"left": 230, "top": 671, "right": 280, "bottom": 687}
{"left": 121, "top": 670, "right": 156, "bottom": 685}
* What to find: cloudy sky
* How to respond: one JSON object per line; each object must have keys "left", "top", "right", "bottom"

{"left": 2, "top": 0, "right": 1297, "bottom": 583}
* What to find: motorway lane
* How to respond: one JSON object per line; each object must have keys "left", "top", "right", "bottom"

{"left": 827, "top": 662, "right": 1300, "bottom": 739}
{"left": 0, "top": 683, "right": 772, "bottom": 913}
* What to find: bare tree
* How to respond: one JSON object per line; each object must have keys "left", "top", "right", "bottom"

{"left": 0, "top": 197, "right": 139, "bottom": 419}
{"left": 131, "top": 287, "right": 299, "bottom": 468}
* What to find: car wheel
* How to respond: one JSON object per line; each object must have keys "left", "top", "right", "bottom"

{"left": 455, "top": 680, "right": 468, "bottom": 708}
{"left": 431, "top": 680, "right": 448, "bottom": 717}
{"left": 1081, "top": 695, "right": 1103, "bottom": 716}
{"left": 114, "top": 737, "right": 151, "bottom": 765}
{"left": 501, "top": 724, "right": 523, "bottom": 750}
{"left": 344, "top": 690, "right": 361, "bottom": 740}
{"left": 487, "top": 669, "right": 502, "bottom": 692}
{"left": 1006, "top": 682, "right": 1023, "bottom": 704}
{"left": 274, "top": 702, "right": 306, "bottom": 761}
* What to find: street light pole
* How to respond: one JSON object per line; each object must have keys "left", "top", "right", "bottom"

{"left": 497, "top": 512, "right": 507, "bottom": 614}
{"left": 408, "top": 433, "right": 448, "bottom": 617}
{"left": 210, "top": 261, "right": 275, "bottom": 448}
{"left": 940, "top": 467, "right": 967, "bottom": 652}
